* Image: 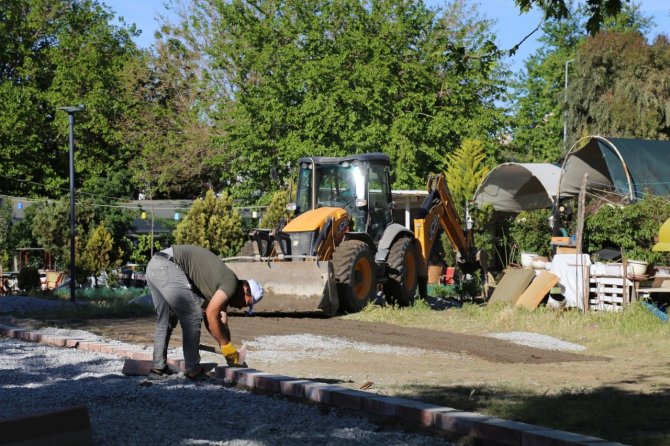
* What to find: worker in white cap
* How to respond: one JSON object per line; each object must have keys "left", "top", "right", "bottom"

{"left": 146, "top": 244, "right": 264, "bottom": 380}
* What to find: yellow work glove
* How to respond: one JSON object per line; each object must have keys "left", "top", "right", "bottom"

{"left": 220, "top": 342, "right": 239, "bottom": 366}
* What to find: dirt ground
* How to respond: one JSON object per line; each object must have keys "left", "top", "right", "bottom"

{"left": 8, "top": 309, "right": 670, "bottom": 444}
{"left": 8, "top": 312, "right": 631, "bottom": 393}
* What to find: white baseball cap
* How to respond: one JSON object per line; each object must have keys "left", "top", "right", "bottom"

{"left": 247, "top": 279, "right": 264, "bottom": 315}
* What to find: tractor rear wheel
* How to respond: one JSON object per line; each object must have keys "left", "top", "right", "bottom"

{"left": 332, "top": 240, "right": 376, "bottom": 313}
{"left": 386, "top": 237, "right": 419, "bottom": 306}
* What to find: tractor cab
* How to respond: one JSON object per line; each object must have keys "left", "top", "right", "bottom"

{"left": 290, "top": 153, "right": 394, "bottom": 241}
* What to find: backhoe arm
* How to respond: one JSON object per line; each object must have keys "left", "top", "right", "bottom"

{"left": 413, "top": 174, "right": 472, "bottom": 264}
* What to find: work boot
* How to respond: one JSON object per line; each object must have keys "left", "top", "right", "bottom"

{"left": 148, "top": 365, "right": 177, "bottom": 380}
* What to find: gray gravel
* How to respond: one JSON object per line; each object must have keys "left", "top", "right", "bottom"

{"left": 0, "top": 334, "right": 451, "bottom": 446}
{"left": 488, "top": 331, "right": 586, "bottom": 351}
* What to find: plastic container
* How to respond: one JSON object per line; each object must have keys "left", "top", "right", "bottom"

{"left": 520, "top": 252, "right": 537, "bottom": 268}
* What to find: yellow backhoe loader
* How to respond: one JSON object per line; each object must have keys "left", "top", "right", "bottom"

{"left": 223, "top": 153, "right": 477, "bottom": 316}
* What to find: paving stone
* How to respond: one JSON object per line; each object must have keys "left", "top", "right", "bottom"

{"left": 38, "top": 335, "right": 68, "bottom": 347}
{"left": 329, "top": 389, "right": 373, "bottom": 411}
{"left": 4, "top": 328, "right": 27, "bottom": 338}
{"left": 121, "top": 358, "right": 153, "bottom": 376}
{"left": 252, "top": 374, "right": 295, "bottom": 394}
{"left": 279, "top": 379, "right": 317, "bottom": 398}
{"left": 98, "top": 344, "right": 118, "bottom": 354}
{"left": 363, "top": 396, "right": 405, "bottom": 418}
{"left": 434, "top": 410, "right": 491, "bottom": 436}
{"left": 18, "top": 330, "right": 41, "bottom": 342}
{"left": 472, "top": 417, "right": 539, "bottom": 445}
{"left": 130, "top": 350, "right": 153, "bottom": 361}
{"left": 394, "top": 400, "right": 451, "bottom": 428}
{"left": 233, "top": 370, "right": 272, "bottom": 388}
{"left": 304, "top": 384, "right": 346, "bottom": 405}
{"left": 0, "top": 404, "right": 93, "bottom": 446}
{"left": 65, "top": 338, "right": 86, "bottom": 348}
{"left": 215, "top": 366, "right": 253, "bottom": 382}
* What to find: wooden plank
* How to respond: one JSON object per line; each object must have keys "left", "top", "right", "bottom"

{"left": 488, "top": 268, "right": 536, "bottom": 305}
{"left": 575, "top": 173, "right": 588, "bottom": 255}
{"left": 515, "top": 271, "right": 561, "bottom": 309}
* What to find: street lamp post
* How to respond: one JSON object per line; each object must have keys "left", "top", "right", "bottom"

{"left": 563, "top": 58, "right": 575, "bottom": 149}
{"left": 57, "top": 105, "right": 85, "bottom": 302}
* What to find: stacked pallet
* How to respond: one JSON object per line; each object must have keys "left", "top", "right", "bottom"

{"left": 588, "top": 276, "right": 635, "bottom": 311}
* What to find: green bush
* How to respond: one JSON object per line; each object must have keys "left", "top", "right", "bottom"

{"left": 585, "top": 194, "right": 670, "bottom": 264}
{"left": 510, "top": 209, "right": 552, "bottom": 259}
{"left": 17, "top": 266, "right": 41, "bottom": 291}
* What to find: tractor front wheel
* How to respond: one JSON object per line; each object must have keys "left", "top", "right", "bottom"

{"left": 333, "top": 240, "right": 376, "bottom": 313}
{"left": 386, "top": 237, "right": 419, "bottom": 306}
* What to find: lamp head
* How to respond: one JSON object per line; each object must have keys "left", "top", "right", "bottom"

{"left": 57, "top": 105, "right": 85, "bottom": 113}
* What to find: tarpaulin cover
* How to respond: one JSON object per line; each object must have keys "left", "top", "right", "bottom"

{"left": 559, "top": 136, "right": 670, "bottom": 200}
{"left": 473, "top": 163, "right": 561, "bottom": 212}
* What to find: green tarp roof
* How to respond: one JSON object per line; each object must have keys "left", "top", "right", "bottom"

{"left": 559, "top": 136, "right": 670, "bottom": 200}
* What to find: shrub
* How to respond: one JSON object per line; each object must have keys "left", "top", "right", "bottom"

{"left": 585, "top": 194, "right": 670, "bottom": 264}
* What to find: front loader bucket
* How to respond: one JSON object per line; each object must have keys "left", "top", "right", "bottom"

{"left": 225, "top": 260, "right": 339, "bottom": 316}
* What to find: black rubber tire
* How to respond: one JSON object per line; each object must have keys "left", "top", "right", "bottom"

{"left": 332, "top": 240, "right": 376, "bottom": 313}
{"left": 386, "top": 237, "right": 419, "bottom": 306}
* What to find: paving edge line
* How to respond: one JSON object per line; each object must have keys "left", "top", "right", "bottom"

{"left": 0, "top": 324, "right": 627, "bottom": 446}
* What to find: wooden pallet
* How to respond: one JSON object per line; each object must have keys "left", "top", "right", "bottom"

{"left": 589, "top": 276, "right": 635, "bottom": 311}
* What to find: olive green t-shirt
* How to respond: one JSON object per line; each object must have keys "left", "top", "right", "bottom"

{"left": 171, "top": 245, "right": 238, "bottom": 303}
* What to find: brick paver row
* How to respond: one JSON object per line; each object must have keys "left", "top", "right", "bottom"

{"left": 0, "top": 324, "right": 625, "bottom": 446}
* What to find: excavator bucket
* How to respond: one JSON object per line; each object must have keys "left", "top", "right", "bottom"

{"left": 224, "top": 260, "right": 339, "bottom": 316}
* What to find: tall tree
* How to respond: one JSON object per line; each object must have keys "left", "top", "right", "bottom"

{"left": 507, "top": 2, "right": 653, "bottom": 162}
{"left": 568, "top": 31, "right": 670, "bottom": 140}
{"left": 507, "top": 13, "right": 583, "bottom": 162}
{"left": 168, "top": 0, "right": 507, "bottom": 200}
{"left": 120, "top": 38, "right": 219, "bottom": 199}
{"left": 0, "top": 0, "right": 141, "bottom": 198}
{"left": 173, "top": 189, "right": 244, "bottom": 257}
{"left": 515, "top": 0, "right": 630, "bottom": 35}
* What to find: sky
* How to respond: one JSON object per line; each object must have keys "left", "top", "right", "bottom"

{"left": 105, "top": 0, "right": 670, "bottom": 74}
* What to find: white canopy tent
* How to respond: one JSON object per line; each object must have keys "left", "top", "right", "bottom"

{"left": 473, "top": 163, "right": 561, "bottom": 213}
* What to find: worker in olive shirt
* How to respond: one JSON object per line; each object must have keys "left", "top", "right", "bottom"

{"left": 146, "top": 244, "right": 264, "bottom": 380}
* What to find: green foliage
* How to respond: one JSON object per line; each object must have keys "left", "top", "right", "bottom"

{"left": 170, "top": 0, "right": 507, "bottom": 200}
{"left": 259, "top": 190, "right": 290, "bottom": 230}
{"left": 508, "top": 3, "right": 654, "bottom": 162}
{"left": 128, "top": 235, "right": 163, "bottom": 265}
{"left": 0, "top": 200, "right": 12, "bottom": 269}
{"left": 79, "top": 223, "right": 123, "bottom": 287}
{"left": 121, "top": 41, "right": 218, "bottom": 199}
{"left": 0, "top": 0, "right": 141, "bottom": 198}
{"left": 507, "top": 13, "right": 583, "bottom": 162}
{"left": 173, "top": 190, "right": 244, "bottom": 257}
{"left": 510, "top": 209, "right": 553, "bottom": 258}
{"left": 585, "top": 194, "right": 670, "bottom": 264}
{"left": 30, "top": 197, "right": 98, "bottom": 270}
{"left": 445, "top": 139, "right": 491, "bottom": 218}
{"left": 569, "top": 31, "right": 670, "bottom": 140}
{"left": 515, "top": 0, "right": 630, "bottom": 35}
{"left": 17, "top": 266, "right": 40, "bottom": 291}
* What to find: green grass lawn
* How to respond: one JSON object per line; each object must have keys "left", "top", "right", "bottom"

{"left": 346, "top": 300, "right": 670, "bottom": 445}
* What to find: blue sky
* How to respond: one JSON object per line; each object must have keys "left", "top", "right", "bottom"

{"left": 105, "top": 0, "right": 670, "bottom": 74}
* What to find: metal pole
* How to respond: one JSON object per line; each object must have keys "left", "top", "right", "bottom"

{"left": 563, "top": 59, "right": 575, "bottom": 149}
{"left": 58, "top": 105, "right": 84, "bottom": 302}
{"left": 68, "top": 113, "right": 76, "bottom": 302}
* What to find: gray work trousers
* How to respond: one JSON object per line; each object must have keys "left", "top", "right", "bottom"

{"left": 146, "top": 255, "right": 205, "bottom": 373}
